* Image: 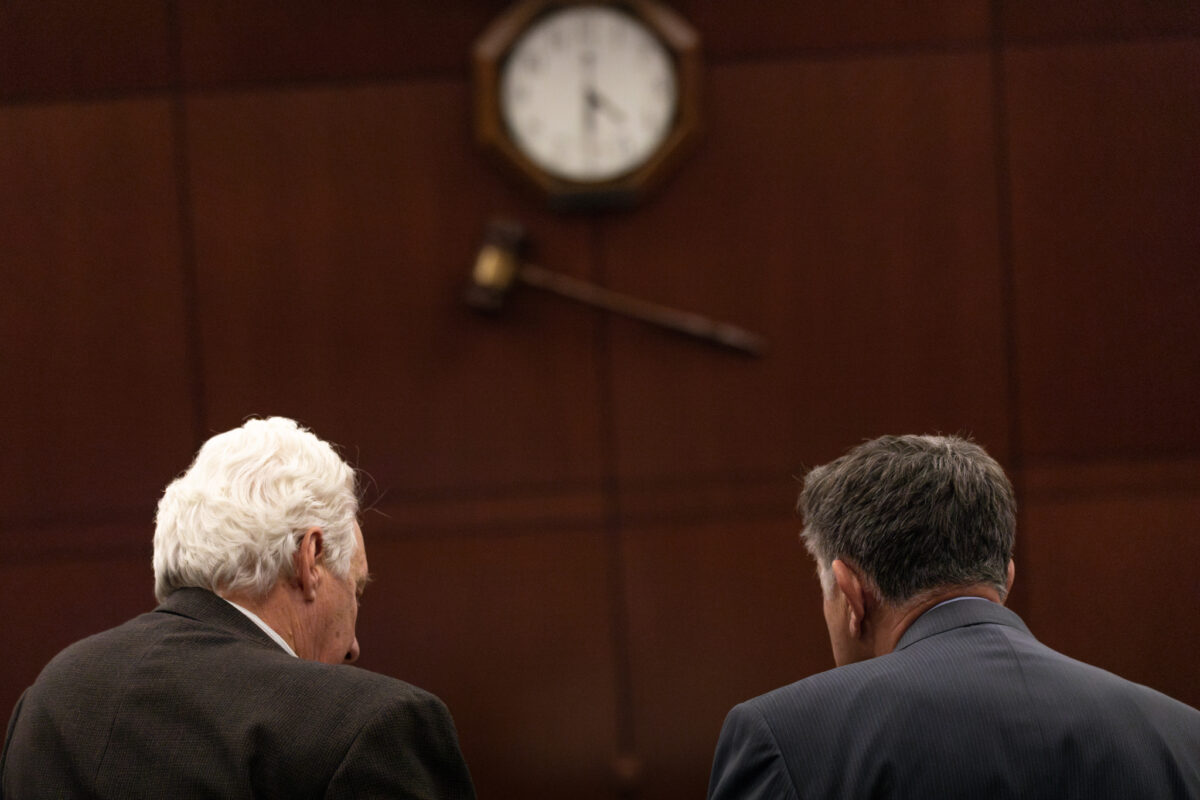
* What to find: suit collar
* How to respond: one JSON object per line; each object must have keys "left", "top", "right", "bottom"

{"left": 155, "top": 586, "right": 281, "bottom": 651}
{"left": 896, "top": 596, "right": 1032, "bottom": 651}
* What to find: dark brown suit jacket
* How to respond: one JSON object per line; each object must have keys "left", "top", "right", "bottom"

{"left": 1, "top": 588, "right": 475, "bottom": 799}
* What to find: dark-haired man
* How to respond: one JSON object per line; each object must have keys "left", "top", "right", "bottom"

{"left": 708, "top": 435, "right": 1200, "bottom": 799}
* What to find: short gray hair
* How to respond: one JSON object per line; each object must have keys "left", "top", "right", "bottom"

{"left": 798, "top": 435, "right": 1015, "bottom": 605}
{"left": 153, "top": 417, "right": 359, "bottom": 603}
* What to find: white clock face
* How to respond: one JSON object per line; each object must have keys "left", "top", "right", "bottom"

{"left": 499, "top": 5, "right": 678, "bottom": 183}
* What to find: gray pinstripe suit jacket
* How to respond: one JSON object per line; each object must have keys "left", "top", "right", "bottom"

{"left": 1, "top": 588, "right": 475, "bottom": 799}
{"left": 708, "top": 599, "right": 1200, "bottom": 799}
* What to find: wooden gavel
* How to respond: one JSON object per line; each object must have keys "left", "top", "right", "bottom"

{"left": 465, "top": 220, "right": 767, "bottom": 357}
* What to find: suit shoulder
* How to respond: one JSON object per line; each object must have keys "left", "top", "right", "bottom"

{"left": 270, "top": 657, "right": 450, "bottom": 715}
{"left": 33, "top": 610, "right": 165, "bottom": 679}
{"left": 742, "top": 656, "right": 891, "bottom": 715}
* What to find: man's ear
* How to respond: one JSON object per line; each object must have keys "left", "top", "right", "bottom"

{"left": 294, "top": 527, "right": 325, "bottom": 602}
{"left": 831, "top": 559, "right": 868, "bottom": 638}
{"left": 1004, "top": 558, "right": 1015, "bottom": 601}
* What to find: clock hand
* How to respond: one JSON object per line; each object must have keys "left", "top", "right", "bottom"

{"left": 581, "top": 84, "right": 601, "bottom": 168}
{"left": 583, "top": 85, "right": 597, "bottom": 133}
{"left": 589, "top": 88, "right": 626, "bottom": 124}
{"left": 581, "top": 49, "right": 599, "bottom": 134}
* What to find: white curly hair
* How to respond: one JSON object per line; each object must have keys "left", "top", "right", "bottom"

{"left": 152, "top": 417, "right": 359, "bottom": 603}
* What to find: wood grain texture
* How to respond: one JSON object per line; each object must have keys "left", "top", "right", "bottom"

{"left": 0, "top": 0, "right": 170, "bottom": 99}
{"left": 675, "top": 0, "right": 989, "bottom": 56}
{"left": 356, "top": 525, "right": 620, "bottom": 800}
{"left": 184, "top": 81, "right": 607, "bottom": 495}
{"left": 603, "top": 52, "right": 1010, "bottom": 484}
{"left": 1001, "top": 0, "right": 1200, "bottom": 41}
{"left": 622, "top": 517, "right": 825, "bottom": 800}
{"left": 177, "top": 0, "right": 512, "bottom": 87}
{"left": 1019, "top": 460, "right": 1200, "bottom": 709}
{"left": 0, "top": 99, "right": 195, "bottom": 523}
{"left": 1007, "top": 40, "right": 1200, "bottom": 460}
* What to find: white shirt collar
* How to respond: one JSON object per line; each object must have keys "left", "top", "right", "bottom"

{"left": 930, "top": 595, "right": 992, "bottom": 611}
{"left": 223, "top": 598, "right": 298, "bottom": 657}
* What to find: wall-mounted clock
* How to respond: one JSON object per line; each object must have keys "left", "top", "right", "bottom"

{"left": 474, "top": 1, "right": 702, "bottom": 209}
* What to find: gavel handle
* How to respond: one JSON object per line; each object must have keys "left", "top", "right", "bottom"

{"left": 519, "top": 264, "right": 767, "bottom": 357}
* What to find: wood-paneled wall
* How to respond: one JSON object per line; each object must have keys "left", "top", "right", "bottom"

{"left": 2, "top": 3, "right": 1197, "bottom": 798}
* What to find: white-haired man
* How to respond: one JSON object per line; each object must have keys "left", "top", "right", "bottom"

{"left": 2, "top": 417, "right": 475, "bottom": 799}
{"left": 708, "top": 435, "right": 1200, "bottom": 799}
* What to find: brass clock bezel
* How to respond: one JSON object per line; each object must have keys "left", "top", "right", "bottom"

{"left": 473, "top": 0, "right": 702, "bottom": 210}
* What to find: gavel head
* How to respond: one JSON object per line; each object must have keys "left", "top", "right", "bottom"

{"left": 465, "top": 219, "right": 528, "bottom": 312}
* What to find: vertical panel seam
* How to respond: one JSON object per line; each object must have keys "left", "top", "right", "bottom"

{"left": 165, "top": 0, "right": 208, "bottom": 448}
{"left": 990, "top": 1, "right": 1027, "bottom": 608}
{"left": 592, "top": 219, "right": 638, "bottom": 795}
{"left": 989, "top": 1, "right": 1023, "bottom": 474}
